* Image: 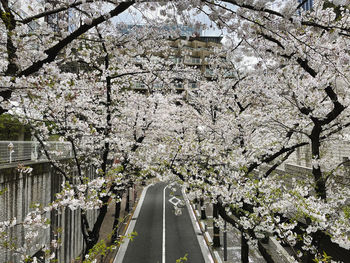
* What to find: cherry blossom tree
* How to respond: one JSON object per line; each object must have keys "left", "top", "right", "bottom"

{"left": 156, "top": 1, "right": 350, "bottom": 262}
{"left": 2, "top": 0, "right": 350, "bottom": 262}
{"left": 1, "top": 14, "right": 195, "bottom": 261}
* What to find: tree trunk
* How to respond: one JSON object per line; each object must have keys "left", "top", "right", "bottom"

{"left": 305, "top": 124, "right": 326, "bottom": 262}
{"left": 310, "top": 124, "right": 327, "bottom": 200}
{"left": 241, "top": 231, "right": 249, "bottom": 263}
{"left": 125, "top": 187, "right": 130, "bottom": 213}
{"left": 200, "top": 198, "right": 207, "bottom": 220}
{"left": 83, "top": 196, "right": 110, "bottom": 257}
{"left": 111, "top": 200, "right": 121, "bottom": 243}
{"left": 213, "top": 203, "right": 221, "bottom": 247}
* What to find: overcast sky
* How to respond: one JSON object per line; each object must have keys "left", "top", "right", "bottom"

{"left": 111, "top": 4, "right": 224, "bottom": 37}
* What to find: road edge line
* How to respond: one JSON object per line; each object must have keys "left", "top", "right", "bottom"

{"left": 162, "top": 184, "right": 169, "bottom": 263}
{"left": 113, "top": 183, "right": 152, "bottom": 263}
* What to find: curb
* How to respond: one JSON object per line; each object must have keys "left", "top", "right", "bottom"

{"left": 113, "top": 184, "right": 153, "bottom": 263}
{"left": 110, "top": 184, "right": 151, "bottom": 263}
{"left": 189, "top": 203, "right": 223, "bottom": 263}
{"left": 182, "top": 188, "right": 222, "bottom": 263}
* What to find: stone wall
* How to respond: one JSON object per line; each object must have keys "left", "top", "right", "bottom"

{"left": 0, "top": 160, "right": 96, "bottom": 262}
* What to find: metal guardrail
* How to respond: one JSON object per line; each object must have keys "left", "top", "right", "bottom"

{"left": 0, "top": 141, "right": 73, "bottom": 164}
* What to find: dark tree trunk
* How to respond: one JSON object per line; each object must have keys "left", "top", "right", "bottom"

{"left": 83, "top": 196, "right": 110, "bottom": 257}
{"left": 213, "top": 203, "right": 221, "bottom": 247}
{"left": 111, "top": 200, "right": 121, "bottom": 243}
{"left": 81, "top": 36, "right": 113, "bottom": 258}
{"left": 125, "top": 188, "right": 130, "bottom": 213}
{"left": 306, "top": 124, "right": 327, "bottom": 262}
{"left": 241, "top": 231, "right": 249, "bottom": 263}
{"left": 200, "top": 198, "right": 207, "bottom": 220}
{"left": 0, "top": 2, "right": 18, "bottom": 115}
{"left": 310, "top": 124, "right": 327, "bottom": 200}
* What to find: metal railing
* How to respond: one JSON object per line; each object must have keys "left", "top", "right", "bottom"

{"left": 0, "top": 141, "right": 73, "bottom": 164}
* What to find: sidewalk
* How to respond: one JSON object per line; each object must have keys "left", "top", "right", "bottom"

{"left": 189, "top": 202, "right": 267, "bottom": 263}
{"left": 98, "top": 183, "right": 146, "bottom": 263}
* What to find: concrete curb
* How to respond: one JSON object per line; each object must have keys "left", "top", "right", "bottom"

{"left": 182, "top": 188, "right": 221, "bottom": 263}
{"left": 112, "top": 183, "right": 152, "bottom": 263}
{"left": 192, "top": 203, "right": 223, "bottom": 263}
{"left": 268, "top": 237, "right": 295, "bottom": 263}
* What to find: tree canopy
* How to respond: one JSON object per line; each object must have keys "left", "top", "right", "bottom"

{"left": 1, "top": 0, "right": 350, "bottom": 262}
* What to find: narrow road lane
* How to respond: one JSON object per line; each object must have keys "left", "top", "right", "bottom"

{"left": 165, "top": 184, "right": 204, "bottom": 262}
{"left": 121, "top": 182, "right": 164, "bottom": 263}
{"left": 117, "top": 182, "right": 205, "bottom": 263}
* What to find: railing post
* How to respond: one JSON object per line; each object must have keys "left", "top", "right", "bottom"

{"left": 213, "top": 203, "right": 221, "bottom": 247}
{"left": 8, "top": 142, "right": 14, "bottom": 163}
{"left": 133, "top": 184, "right": 137, "bottom": 205}
{"left": 224, "top": 220, "right": 227, "bottom": 261}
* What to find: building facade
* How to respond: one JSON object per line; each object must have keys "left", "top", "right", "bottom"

{"left": 298, "top": 0, "right": 313, "bottom": 11}
{"left": 168, "top": 35, "right": 223, "bottom": 86}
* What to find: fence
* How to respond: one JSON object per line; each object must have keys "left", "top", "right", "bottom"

{"left": 0, "top": 161, "right": 97, "bottom": 263}
{"left": 0, "top": 141, "right": 73, "bottom": 164}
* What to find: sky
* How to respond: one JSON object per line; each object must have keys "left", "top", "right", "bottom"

{"left": 108, "top": 2, "right": 258, "bottom": 70}
{"left": 111, "top": 4, "right": 224, "bottom": 37}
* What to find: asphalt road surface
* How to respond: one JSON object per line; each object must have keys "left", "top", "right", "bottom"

{"left": 116, "top": 182, "right": 206, "bottom": 263}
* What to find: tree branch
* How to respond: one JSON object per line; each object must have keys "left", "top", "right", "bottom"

{"left": 19, "top": 1, "right": 134, "bottom": 77}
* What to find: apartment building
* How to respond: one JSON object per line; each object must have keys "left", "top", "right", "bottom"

{"left": 298, "top": 0, "right": 313, "bottom": 11}
{"left": 11, "top": 0, "right": 77, "bottom": 32}
{"left": 115, "top": 24, "right": 227, "bottom": 91}
{"left": 131, "top": 35, "right": 225, "bottom": 92}
{"left": 167, "top": 35, "right": 223, "bottom": 89}
{"left": 45, "top": 0, "right": 77, "bottom": 32}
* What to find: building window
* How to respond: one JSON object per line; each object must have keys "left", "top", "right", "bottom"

{"left": 173, "top": 81, "right": 184, "bottom": 90}
{"left": 134, "top": 82, "right": 146, "bottom": 89}
{"left": 192, "top": 57, "right": 201, "bottom": 64}
{"left": 169, "top": 56, "right": 182, "bottom": 64}
{"left": 205, "top": 67, "right": 213, "bottom": 77}
{"left": 153, "top": 83, "right": 163, "bottom": 89}
{"left": 185, "top": 56, "right": 201, "bottom": 65}
{"left": 189, "top": 82, "right": 197, "bottom": 89}
{"left": 298, "top": 0, "right": 313, "bottom": 11}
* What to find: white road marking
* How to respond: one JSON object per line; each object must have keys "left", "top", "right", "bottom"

{"left": 163, "top": 181, "right": 178, "bottom": 263}
{"left": 113, "top": 184, "right": 152, "bottom": 263}
{"left": 162, "top": 183, "right": 169, "bottom": 263}
{"left": 168, "top": 196, "right": 181, "bottom": 206}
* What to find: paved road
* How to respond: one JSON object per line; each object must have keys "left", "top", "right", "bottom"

{"left": 116, "top": 182, "right": 206, "bottom": 263}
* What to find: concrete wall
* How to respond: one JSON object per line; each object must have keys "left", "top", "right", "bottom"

{"left": 0, "top": 160, "right": 96, "bottom": 262}
{"left": 283, "top": 163, "right": 350, "bottom": 187}
{"left": 287, "top": 141, "right": 350, "bottom": 168}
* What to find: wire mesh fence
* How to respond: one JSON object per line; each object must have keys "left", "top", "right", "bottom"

{"left": 0, "top": 141, "right": 73, "bottom": 164}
